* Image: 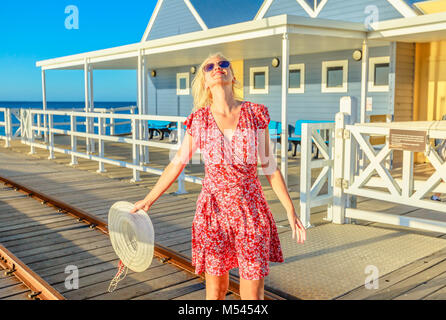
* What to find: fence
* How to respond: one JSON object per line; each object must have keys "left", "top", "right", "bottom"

{"left": 299, "top": 122, "right": 335, "bottom": 228}
{"left": 0, "top": 107, "right": 202, "bottom": 194}
{"left": 332, "top": 115, "right": 446, "bottom": 233}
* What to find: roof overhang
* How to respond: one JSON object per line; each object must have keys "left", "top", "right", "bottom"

{"left": 368, "top": 11, "right": 446, "bottom": 42}
{"left": 36, "top": 14, "right": 377, "bottom": 71}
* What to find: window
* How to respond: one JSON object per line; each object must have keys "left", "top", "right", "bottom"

{"left": 289, "top": 64, "right": 305, "bottom": 94}
{"left": 176, "top": 72, "right": 190, "bottom": 95}
{"left": 322, "top": 60, "right": 348, "bottom": 93}
{"left": 297, "top": 0, "right": 328, "bottom": 18}
{"left": 369, "top": 57, "right": 390, "bottom": 92}
{"left": 249, "top": 66, "right": 269, "bottom": 94}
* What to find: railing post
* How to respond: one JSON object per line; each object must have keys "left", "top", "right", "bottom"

{"left": 20, "top": 109, "right": 25, "bottom": 144}
{"left": 29, "top": 111, "right": 36, "bottom": 155}
{"left": 5, "top": 108, "right": 11, "bottom": 148}
{"left": 299, "top": 123, "right": 313, "bottom": 229}
{"left": 332, "top": 112, "right": 347, "bottom": 224}
{"left": 48, "top": 114, "right": 55, "bottom": 160}
{"left": 70, "top": 114, "right": 78, "bottom": 166}
{"left": 130, "top": 118, "right": 141, "bottom": 182}
{"left": 402, "top": 150, "right": 414, "bottom": 198}
{"left": 36, "top": 113, "right": 41, "bottom": 138}
{"left": 325, "top": 127, "right": 335, "bottom": 222}
{"left": 175, "top": 120, "right": 187, "bottom": 194}
{"left": 343, "top": 118, "right": 356, "bottom": 217}
{"left": 97, "top": 116, "right": 106, "bottom": 173}
{"left": 110, "top": 108, "right": 116, "bottom": 136}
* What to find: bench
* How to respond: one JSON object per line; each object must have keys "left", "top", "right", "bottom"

{"left": 288, "top": 120, "right": 334, "bottom": 157}
{"left": 148, "top": 120, "right": 174, "bottom": 140}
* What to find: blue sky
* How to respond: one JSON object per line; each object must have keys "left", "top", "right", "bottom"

{"left": 0, "top": 1, "right": 157, "bottom": 102}
{"left": 0, "top": 0, "right": 423, "bottom": 102}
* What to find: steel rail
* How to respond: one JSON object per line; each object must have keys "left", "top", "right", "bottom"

{"left": 0, "top": 245, "right": 66, "bottom": 300}
{"left": 0, "top": 175, "right": 289, "bottom": 300}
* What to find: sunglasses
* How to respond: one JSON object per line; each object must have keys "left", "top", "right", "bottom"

{"left": 203, "top": 60, "right": 230, "bottom": 73}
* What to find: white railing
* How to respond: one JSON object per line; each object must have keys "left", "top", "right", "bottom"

{"left": 31, "top": 105, "right": 138, "bottom": 137}
{"left": 0, "top": 108, "right": 12, "bottom": 147}
{"left": 2, "top": 108, "right": 202, "bottom": 194}
{"left": 332, "top": 115, "right": 446, "bottom": 234}
{"left": 300, "top": 122, "right": 335, "bottom": 228}
{"left": 0, "top": 108, "right": 21, "bottom": 147}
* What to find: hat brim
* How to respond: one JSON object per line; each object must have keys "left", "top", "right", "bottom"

{"left": 108, "top": 201, "right": 155, "bottom": 272}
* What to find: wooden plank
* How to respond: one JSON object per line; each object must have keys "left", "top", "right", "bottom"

{"left": 88, "top": 269, "right": 198, "bottom": 300}
{"left": 14, "top": 233, "right": 107, "bottom": 260}
{"left": 336, "top": 247, "right": 446, "bottom": 300}
{"left": 173, "top": 288, "right": 206, "bottom": 300}
{"left": 132, "top": 278, "right": 205, "bottom": 300}
{"left": 20, "top": 239, "right": 112, "bottom": 266}
{"left": 0, "top": 218, "right": 90, "bottom": 239}
{"left": 0, "top": 283, "right": 30, "bottom": 299}
{"left": 3, "top": 226, "right": 91, "bottom": 249}
{"left": 27, "top": 246, "right": 116, "bottom": 272}
{"left": 59, "top": 261, "right": 177, "bottom": 299}
{"left": 0, "top": 224, "right": 86, "bottom": 243}
{"left": 394, "top": 268, "right": 446, "bottom": 300}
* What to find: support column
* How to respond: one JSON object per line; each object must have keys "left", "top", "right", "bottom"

{"left": 281, "top": 33, "right": 289, "bottom": 187}
{"left": 359, "top": 40, "right": 369, "bottom": 173}
{"left": 89, "top": 64, "right": 95, "bottom": 153}
{"left": 84, "top": 58, "right": 91, "bottom": 154}
{"left": 41, "top": 69, "right": 48, "bottom": 143}
{"left": 143, "top": 55, "right": 150, "bottom": 163}
{"left": 360, "top": 39, "right": 369, "bottom": 124}
{"left": 137, "top": 50, "right": 144, "bottom": 165}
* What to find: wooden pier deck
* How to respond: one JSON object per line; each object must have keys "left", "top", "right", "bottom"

{"left": 2, "top": 136, "right": 446, "bottom": 300}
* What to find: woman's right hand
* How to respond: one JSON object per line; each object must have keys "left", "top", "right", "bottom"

{"left": 130, "top": 199, "right": 151, "bottom": 214}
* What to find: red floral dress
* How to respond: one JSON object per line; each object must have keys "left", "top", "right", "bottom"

{"left": 183, "top": 101, "right": 284, "bottom": 280}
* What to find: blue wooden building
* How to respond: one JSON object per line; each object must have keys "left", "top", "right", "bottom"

{"left": 36, "top": 0, "right": 446, "bottom": 169}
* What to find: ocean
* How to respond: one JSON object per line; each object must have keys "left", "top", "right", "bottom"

{"left": 0, "top": 101, "right": 136, "bottom": 136}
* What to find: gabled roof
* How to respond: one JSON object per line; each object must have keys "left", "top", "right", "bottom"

{"left": 190, "top": 0, "right": 264, "bottom": 28}
{"left": 141, "top": 0, "right": 263, "bottom": 41}
{"left": 141, "top": 0, "right": 420, "bottom": 42}
{"left": 255, "top": 0, "right": 418, "bottom": 19}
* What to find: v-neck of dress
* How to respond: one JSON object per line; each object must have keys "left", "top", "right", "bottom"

{"left": 209, "top": 101, "right": 245, "bottom": 145}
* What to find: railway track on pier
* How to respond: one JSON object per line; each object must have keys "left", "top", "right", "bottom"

{"left": 0, "top": 175, "right": 286, "bottom": 300}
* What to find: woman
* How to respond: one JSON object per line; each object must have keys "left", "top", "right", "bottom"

{"left": 131, "top": 53, "right": 306, "bottom": 300}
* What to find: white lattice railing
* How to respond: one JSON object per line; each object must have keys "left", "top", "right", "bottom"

{"left": 299, "top": 122, "right": 335, "bottom": 228}
{"left": 333, "top": 116, "right": 446, "bottom": 234}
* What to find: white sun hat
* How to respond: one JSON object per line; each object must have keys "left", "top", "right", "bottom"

{"left": 108, "top": 201, "right": 155, "bottom": 284}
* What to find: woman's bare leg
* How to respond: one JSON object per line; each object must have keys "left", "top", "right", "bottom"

{"left": 205, "top": 272, "right": 229, "bottom": 300}
{"left": 239, "top": 277, "right": 265, "bottom": 300}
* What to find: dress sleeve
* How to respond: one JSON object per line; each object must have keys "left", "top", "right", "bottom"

{"left": 254, "top": 104, "right": 271, "bottom": 130}
{"left": 183, "top": 112, "right": 195, "bottom": 137}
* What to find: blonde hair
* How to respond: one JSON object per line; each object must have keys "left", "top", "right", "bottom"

{"left": 191, "top": 52, "right": 243, "bottom": 112}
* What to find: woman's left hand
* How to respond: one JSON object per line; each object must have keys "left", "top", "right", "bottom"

{"left": 287, "top": 210, "right": 306, "bottom": 244}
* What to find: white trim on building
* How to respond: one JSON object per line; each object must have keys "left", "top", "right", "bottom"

{"left": 368, "top": 56, "right": 390, "bottom": 92}
{"left": 249, "top": 66, "right": 269, "bottom": 94}
{"left": 255, "top": 0, "right": 417, "bottom": 20}
{"left": 387, "top": 0, "right": 418, "bottom": 18}
{"left": 141, "top": 0, "right": 164, "bottom": 42}
{"left": 288, "top": 63, "right": 305, "bottom": 94}
{"left": 296, "top": 0, "right": 328, "bottom": 18}
{"left": 176, "top": 72, "right": 190, "bottom": 95}
{"left": 321, "top": 59, "right": 348, "bottom": 93}
{"left": 183, "top": 0, "right": 209, "bottom": 31}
